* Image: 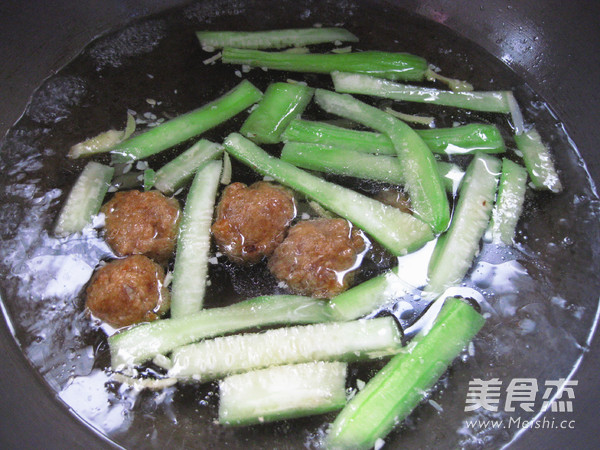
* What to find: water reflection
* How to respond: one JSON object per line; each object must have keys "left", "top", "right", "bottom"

{"left": 60, "top": 368, "right": 136, "bottom": 434}
{"left": 0, "top": 3, "right": 599, "bottom": 449}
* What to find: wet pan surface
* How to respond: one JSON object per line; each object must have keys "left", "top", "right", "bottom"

{"left": 0, "top": 1, "right": 599, "bottom": 449}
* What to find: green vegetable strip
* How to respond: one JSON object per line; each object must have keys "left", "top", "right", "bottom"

{"left": 143, "top": 169, "right": 156, "bottom": 191}
{"left": 418, "top": 124, "right": 506, "bottom": 154}
{"left": 110, "top": 80, "right": 262, "bottom": 162}
{"left": 326, "top": 297, "right": 485, "bottom": 450}
{"left": 240, "top": 82, "right": 314, "bottom": 144}
{"left": 54, "top": 162, "right": 114, "bottom": 237}
{"left": 314, "top": 89, "right": 450, "bottom": 233}
{"left": 223, "top": 133, "right": 433, "bottom": 256}
{"left": 280, "top": 142, "right": 404, "bottom": 184}
{"left": 222, "top": 48, "right": 428, "bottom": 82}
{"left": 218, "top": 361, "right": 347, "bottom": 426}
{"left": 153, "top": 139, "right": 224, "bottom": 194}
{"left": 489, "top": 158, "right": 528, "bottom": 245}
{"left": 384, "top": 107, "right": 434, "bottom": 126}
{"left": 425, "top": 153, "right": 501, "bottom": 295}
{"left": 68, "top": 129, "right": 124, "bottom": 159}
{"left": 197, "top": 28, "right": 358, "bottom": 50}
{"left": 282, "top": 118, "right": 392, "bottom": 153}
{"left": 109, "top": 295, "right": 332, "bottom": 369}
{"left": 332, "top": 72, "right": 514, "bottom": 113}
{"left": 282, "top": 119, "right": 506, "bottom": 155}
{"left": 68, "top": 113, "right": 136, "bottom": 158}
{"left": 280, "top": 142, "right": 458, "bottom": 193}
{"left": 170, "top": 160, "right": 222, "bottom": 318}
{"left": 507, "top": 93, "right": 525, "bottom": 135}
{"left": 220, "top": 151, "right": 232, "bottom": 184}
{"left": 328, "top": 267, "right": 405, "bottom": 321}
{"left": 514, "top": 128, "right": 562, "bottom": 193}
{"left": 425, "top": 68, "right": 474, "bottom": 92}
{"left": 168, "top": 316, "right": 402, "bottom": 381}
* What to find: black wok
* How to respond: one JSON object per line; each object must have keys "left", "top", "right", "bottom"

{"left": 0, "top": 0, "right": 598, "bottom": 449}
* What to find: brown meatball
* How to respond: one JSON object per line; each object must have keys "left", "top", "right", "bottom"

{"left": 211, "top": 181, "right": 296, "bottom": 264}
{"left": 102, "top": 190, "right": 181, "bottom": 263}
{"left": 375, "top": 188, "right": 412, "bottom": 214}
{"left": 268, "top": 219, "right": 367, "bottom": 299}
{"left": 85, "top": 255, "right": 170, "bottom": 328}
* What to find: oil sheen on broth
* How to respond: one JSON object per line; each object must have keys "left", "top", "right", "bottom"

{"left": 0, "top": 2, "right": 598, "bottom": 449}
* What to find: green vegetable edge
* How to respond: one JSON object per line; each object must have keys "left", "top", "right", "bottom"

{"left": 326, "top": 297, "right": 485, "bottom": 450}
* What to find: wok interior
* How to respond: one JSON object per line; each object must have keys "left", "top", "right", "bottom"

{"left": 0, "top": 1, "right": 599, "bottom": 449}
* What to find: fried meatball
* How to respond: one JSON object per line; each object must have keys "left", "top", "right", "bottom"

{"left": 211, "top": 181, "right": 296, "bottom": 264}
{"left": 85, "top": 255, "right": 170, "bottom": 328}
{"left": 268, "top": 218, "right": 367, "bottom": 298}
{"left": 375, "top": 188, "right": 412, "bottom": 214}
{"left": 102, "top": 190, "right": 180, "bottom": 263}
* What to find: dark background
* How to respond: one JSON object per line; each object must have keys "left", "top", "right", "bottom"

{"left": 0, "top": 1, "right": 598, "bottom": 448}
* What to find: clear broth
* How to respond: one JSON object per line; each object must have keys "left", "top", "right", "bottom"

{"left": 0, "top": 1, "right": 599, "bottom": 449}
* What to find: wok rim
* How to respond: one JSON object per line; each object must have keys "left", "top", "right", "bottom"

{"left": 0, "top": 1, "right": 598, "bottom": 449}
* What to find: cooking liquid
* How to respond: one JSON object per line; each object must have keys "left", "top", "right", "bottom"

{"left": 0, "top": 1, "right": 599, "bottom": 449}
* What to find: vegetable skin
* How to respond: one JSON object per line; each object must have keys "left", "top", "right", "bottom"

{"left": 170, "top": 160, "right": 222, "bottom": 318}
{"left": 223, "top": 133, "right": 434, "bottom": 256}
{"left": 54, "top": 162, "right": 114, "bottom": 237}
{"left": 218, "top": 362, "right": 347, "bottom": 425}
{"left": 332, "top": 71, "right": 514, "bottom": 113}
{"left": 314, "top": 89, "right": 450, "bottom": 233}
{"left": 168, "top": 316, "right": 403, "bottom": 381}
{"left": 425, "top": 153, "right": 501, "bottom": 294}
{"left": 197, "top": 28, "right": 358, "bottom": 50}
{"left": 222, "top": 48, "right": 428, "bottom": 82}
{"left": 240, "top": 82, "right": 313, "bottom": 144}
{"left": 110, "top": 80, "right": 262, "bottom": 162}
{"left": 109, "top": 295, "right": 332, "bottom": 369}
{"left": 326, "top": 297, "right": 485, "bottom": 450}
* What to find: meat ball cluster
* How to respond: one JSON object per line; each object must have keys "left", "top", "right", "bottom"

{"left": 85, "top": 255, "right": 170, "bottom": 328}
{"left": 86, "top": 179, "right": 369, "bottom": 327}
{"left": 211, "top": 181, "right": 296, "bottom": 264}
{"left": 212, "top": 181, "right": 367, "bottom": 298}
{"left": 268, "top": 219, "right": 367, "bottom": 299}
{"left": 86, "top": 190, "right": 181, "bottom": 328}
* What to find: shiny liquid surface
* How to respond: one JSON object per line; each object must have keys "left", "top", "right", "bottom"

{"left": 0, "top": 1, "right": 599, "bottom": 448}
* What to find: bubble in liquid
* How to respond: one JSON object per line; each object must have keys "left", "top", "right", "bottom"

{"left": 87, "top": 20, "right": 167, "bottom": 69}
{"left": 26, "top": 76, "right": 86, "bottom": 124}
